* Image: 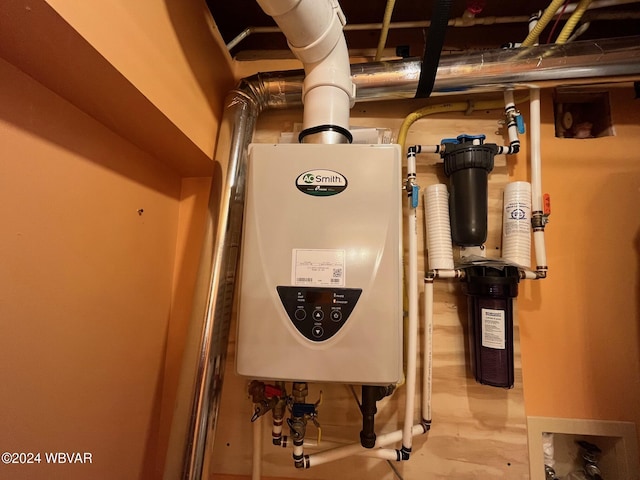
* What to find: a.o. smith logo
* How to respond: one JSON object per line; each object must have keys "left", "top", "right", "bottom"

{"left": 295, "top": 169, "right": 347, "bottom": 196}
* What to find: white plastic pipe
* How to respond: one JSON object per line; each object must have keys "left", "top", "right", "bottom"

{"left": 302, "top": 39, "right": 353, "bottom": 134}
{"left": 256, "top": 0, "right": 354, "bottom": 135}
{"left": 252, "top": 416, "right": 262, "bottom": 480}
{"left": 416, "top": 145, "right": 441, "bottom": 154}
{"left": 403, "top": 183, "right": 419, "bottom": 455}
{"left": 533, "top": 231, "right": 548, "bottom": 271}
{"left": 422, "top": 280, "right": 433, "bottom": 423}
{"left": 272, "top": 418, "right": 283, "bottom": 445}
{"left": 503, "top": 89, "right": 521, "bottom": 152}
{"left": 530, "top": 89, "right": 542, "bottom": 211}
{"left": 529, "top": 88, "right": 548, "bottom": 271}
{"left": 279, "top": 437, "right": 411, "bottom": 460}
{"left": 433, "top": 269, "right": 464, "bottom": 279}
{"left": 306, "top": 425, "right": 427, "bottom": 467}
{"left": 304, "top": 156, "right": 424, "bottom": 469}
{"left": 293, "top": 443, "right": 304, "bottom": 464}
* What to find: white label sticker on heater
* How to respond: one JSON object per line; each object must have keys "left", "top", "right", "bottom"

{"left": 292, "top": 249, "right": 345, "bottom": 287}
{"left": 481, "top": 308, "right": 506, "bottom": 350}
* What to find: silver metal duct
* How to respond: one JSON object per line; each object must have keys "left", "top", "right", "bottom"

{"left": 165, "top": 36, "right": 640, "bottom": 480}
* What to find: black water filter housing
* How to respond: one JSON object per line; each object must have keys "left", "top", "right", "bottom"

{"left": 442, "top": 134, "right": 497, "bottom": 246}
{"left": 463, "top": 265, "right": 520, "bottom": 388}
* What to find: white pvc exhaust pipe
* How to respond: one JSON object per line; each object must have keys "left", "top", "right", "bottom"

{"left": 256, "top": 0, "right": 354, "bottom": 143}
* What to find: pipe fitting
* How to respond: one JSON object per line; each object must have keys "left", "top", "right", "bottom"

{"left": 291, "top": 382, "right": 308, "bottom": 403}
{"left": 293, "top": 449, "right": 305, "bottom": 468}
{"left": 536, "top": 269, "right": 548, "bottom": 279}
{"left": 288, "top": 8, "right": 344, "bottom": 64}
{"left": 531, "top": 212, "right": 548, "bottom": 230}
{"left": 397, "top": 445, "right": 411, "bottom": 461}
{"left": 257, "top": 0, "right": 354, "bottom": 135}
{"left": 420, "top": 419, "right": 432, "bottom": 431}
{"left": 288, "top": 417, "right": 306, "bottom": 440}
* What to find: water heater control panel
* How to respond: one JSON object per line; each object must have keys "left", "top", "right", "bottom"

{"left": 276, "top": 286, "right": 362, "bottom": 342}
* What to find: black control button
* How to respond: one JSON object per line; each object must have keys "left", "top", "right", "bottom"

{"left": 312, "top": 309, "right": 324, "bottom": 321}
{"left": 294, "top": 309, "right": 307, "bottom": 321}
{"left": 330, "top": 310, "right": 342, "bottom": 322}
{"left": 312, "top": 326, "right": 324, "bottom": 338}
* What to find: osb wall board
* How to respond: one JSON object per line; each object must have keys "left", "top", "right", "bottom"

{"left": 211, "top": 97, "right": 529, "bottom": 479}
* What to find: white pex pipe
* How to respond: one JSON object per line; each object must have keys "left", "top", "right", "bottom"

{"left": 306, "top": 425, "right": 427, "bottom": 467}
{"left": 433, "top": 269, "right": 464, "bottom": 279}
{"left": 503, "top": 89, "right": 521, "bottom": 153}
{"left": 422, "top": 280, "right": 434, "bottom": 424}
{"left": 252, "top": 416, "right": 262, "bottom": 480}
{"left": 304, "top": 152, "right": 426, "bottom": 469}
{"left": 529, "top": 88, "right": 548, "bottom": 272}
{"left": 401, "top": 153, "right": 419, "bottom": 457}
{"left": 279, "top": 437, "right": 412, "bottom": 460}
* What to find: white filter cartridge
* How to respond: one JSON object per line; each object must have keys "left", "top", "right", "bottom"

{"left": 424, "top": 184, "right": 454, "bottom": 270}
{"left": 501, "top": 181, "right": 532, "bottom": 267}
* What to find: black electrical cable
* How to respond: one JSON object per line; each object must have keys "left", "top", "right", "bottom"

{"left": 415, "top": 0, "right": 453, "bottom": 99}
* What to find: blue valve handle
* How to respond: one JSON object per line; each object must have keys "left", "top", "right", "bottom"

{"left": 441, "top": 133, "right": 486, "bottom": 145}
{"left": 516, "top": 114, "right": 526, "bottom": 134}
{"left": 411, "top": 185, "right": 420, "bottom": 208}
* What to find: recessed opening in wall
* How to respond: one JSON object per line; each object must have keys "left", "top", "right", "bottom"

{"left": 528, "top": 417, "right": 639, "bottom": 480}
{"left": 553, "top": 89, "right": 614, "bottom": 139}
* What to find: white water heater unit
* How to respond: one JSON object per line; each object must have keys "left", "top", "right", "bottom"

{"left": 236, "top": 143, "right": 403, "bottom": 385}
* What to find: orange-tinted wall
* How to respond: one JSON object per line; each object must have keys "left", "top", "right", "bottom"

{"left": 0, "top": 56, "right": 182, "bottom": 479}
{"left": 517, "top": 88, "right": 640, "bottom": 442}
{"left": 0, "top": 1, "right": 234, "bottom": 479}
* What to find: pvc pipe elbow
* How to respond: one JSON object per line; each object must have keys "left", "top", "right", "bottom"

{"left": 302, "top": 35, "right": 356, "bottom": 106}
{"left": 287, "top": 3, "right": 343, "bottom": 63}
{"left": 301, "top": 36, "right": 354, "bottom": 133}
{"left": 258, "top": 0, "right": 354, "bottom": 133}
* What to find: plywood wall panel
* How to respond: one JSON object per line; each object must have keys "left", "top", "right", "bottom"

{"left": 211, "top": 96, "right": 530, "bottom": 479}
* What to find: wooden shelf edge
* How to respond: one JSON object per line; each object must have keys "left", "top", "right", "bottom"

{"left": 0, "top": 0, "right": 214, "bottom": 177}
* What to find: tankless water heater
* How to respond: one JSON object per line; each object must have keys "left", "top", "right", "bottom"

{"left": 236, "top": 143, "right": 402, "bottom": 385}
